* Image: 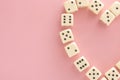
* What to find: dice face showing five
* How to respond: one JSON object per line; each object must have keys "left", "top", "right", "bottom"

{"left": 109, "top": 1, "right": 120, "bottom": 17}
{"left": 105, "top": 67, "right": 120, "bottom": 80}
{"left": 60, "top": 29, "right": 74, "bottom": 44}
{"left": 74, "top": 56, "right": 90, "bottom": 72}
{"left": 76, "top": 0, "right": 89, "bottom": 8}
{"left": 64, "top": 0, "right": 78, "bottom": 13}
{"left": 86, "top": 67, "right": 102, "bottom": 80}
{"left": 65, "top": 42, "right": 80, "bottom": 57}
{"left": 61, "top": 13, "right": 74, "bottom": 27}
{"left": 100, "top": 10, "right": 115, "bottom": 26}
{"left": 88, "top": 0, "right": 104, "bottom": 14}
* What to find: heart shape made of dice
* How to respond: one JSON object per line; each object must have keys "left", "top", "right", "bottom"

{"left": 60, "top": 0, "right": 120, "bottom": 80}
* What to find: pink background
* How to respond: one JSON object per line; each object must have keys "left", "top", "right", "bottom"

{"left": 0, "top": 0, "right": 120, "bottom": 80}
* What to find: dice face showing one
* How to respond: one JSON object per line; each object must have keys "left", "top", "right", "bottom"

{"left": 88, "top": 0, "right": 104, "bottom": 14}
{"left": 105, "top": 67, "right": 120, "bottom": 80}
{"left": 100, "top": 10, "right": 115, "bottom": 26}
{"left": 60, "top": 29, "right": 74, "bottom": 44}
{"left": 64, "top": 0, "right": 78, "bottom": 13}
{"left": 61, "top": 13, "right": 73, "bottom": 27}
{"left": 74, "top": 56, "right": 90, "bottom": 72}
{"left": 65, "top": 42, "right": 80, "bottom": 57}
{"left": 109, "top": 1, "right": 120, "bottom": 17}
{"left": 76, "top": 0, "right": 89, "bottom": 8}
{"left": 86, "top": 67, "right": 102, "bottom": 80}
{"left": 116, "top": 61, "right": 120, "bottom": 70}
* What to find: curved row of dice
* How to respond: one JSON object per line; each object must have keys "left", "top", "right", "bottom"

{"left": 59, "top": 0, "right": 120, "bottom": 80}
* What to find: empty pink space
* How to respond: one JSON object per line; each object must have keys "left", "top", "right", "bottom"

{"left": 0, "top": 0, "right": 120, "bottom": 80}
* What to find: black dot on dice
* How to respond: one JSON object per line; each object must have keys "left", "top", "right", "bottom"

{"left": 68, "top": 8, "right": 70, "bottom": 11}
{"left": 97, "top": 73, "right": 99, "bottom": 75}
{"left": 116, "top": 74, "right": 119, "bottom": 77}
{"left": 80, "top": 67, "right": 82, "bottom": 69}
{"left": 112, "top": 74, "right": 114, "bottom": 76}
{"left": 79, "top": 60, "right": 81, "bottom": 63}
{"left": 79, "top": 2, "right": 82, "bottom": 4}
{"left": 112, "top": 78, "right": 114, "bottom": 80}
{"left": 69, "top": 21, "right": 71, "bottom": 23}
{"left": 62, "top": 33, "right": 64, "bottom": 35}
{"left": 91, "top": 5, "right": 94, "bottom": 7}
{"left": 77, "top": 62, "right": 79, "bottom": 64}
{"left": 65, "top": 34, "right": 68, "bottom": 37}
{"left": 93, "top": 69, "right": 95, "bottom": 71}
{"left": 95, "top": 4, "right": 98, "bottom": 7}
{"left": 69, "top": 36, "right": 71, "bottom": 38}
{"left": 96, "top": 8, "right": 98, "bottom": 11}
{"left": 99, "top": 4, "right": 101, "bottom": 6}
{"left": 67, "top": 47, "right": 70, "bottom": 49}
{"left": 116, "top": 7, "right": 119, "bottom": 10}
{"left": 64, "top": 38, "right": 66, "bottom": 40}
{"left": 64, "top": 16, "right": 66, "bottom": 18}
{"left": 107, "top": 16, "right": 109, "bottom": 18}
{"left": 75, "top": 49, "right": 77, "bottom": 52}
{"left": 63, "top": 21, "right": 66, "bottom": 23}
{"left": 67, "top": 31, "right": 69, "bottom": 33}
{"left": 107, "top": 20, "right": 110, "bottom": 22}
{"left": 93, "top": 73, "right": 95, "bottom": 75}
{"left": 71, "top": 1, "right": 73, "bottom": 3}
{"left": 108, "top": 74, "right": 110, "bottom": 76}
{"left": 112, "top": 70, "right": 115, "bottom": 72}
{"left": 93, "top": 77, "right": 95, "bottom": 79}
{"left": 84, "top": 64, "right": 87, "bottom": 66}
{"left": 94, "top": 0, "right": 97, "bottom": 3}
{"left": 82, "top": 65, "right": 84, "bottom": 67}
{"left": 89, "top": 73, "right": 91, "bottom": 75}
{"left": 106, "top": 12, "right": 109, "bottom": 14}
{"left": 81, "top": 59, "right": 84, "bottom": 61}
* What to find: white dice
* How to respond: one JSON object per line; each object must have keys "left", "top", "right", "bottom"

{"left": 88, "top": 0, "right": 104, "bottom": 14}
{"left": 65, "top": 42, "right": 80, "bottom": 57}
{"left": 100, "top": 10, "right": 115, "bottom": 26}
{"left": 101, "top": 77, "right": 108, "bottom": 80}
{"left": 86, "top": 66, "right": 102, "bottom": 80}
{"left": 105, "top": 67, "right": 120, "bottom": 80}
{"left": 60, "top": 29, "right": 74, "bottom": 44}
{"left": 116, "top": 61, "right": 120, "bottom": 70}
{"left": 64, "top": 0, "right": 78, "bottom": 13}
{"left": 76, "top": 0, "right": 89, "bottom": 8}
{"left": 61, "top": 13, "right": 73, "bottom": 27}
{"left": 74, "top": 56, "right": 90, "bottom": 72}
{"left": 109, "top": 1, "right": 120, "bottom": 17}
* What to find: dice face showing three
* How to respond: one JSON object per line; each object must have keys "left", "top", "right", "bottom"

{"left": 105, "top": 67, "right": 120, "bottom": 80}
{"left": 64, "top": 0, "right": 78, "bottom": 13}
{"left": 88, "top": 0, "right": 104, "bottom": 14}
{"left": 86, "top": 67, "right": 102, "bottom": 80}
{"left": 60, "top": 29, "right": 74, "bottom": 44}
{"left": 74, "top": 56, "right": 90, "bottom": 72}
{"left": 100, "top": 10, "right": 115, "bottom": 26}
{"left": 109, "top": 1, "right": 120, "bottom": 17}
{"left": 61, "top": 13, "right": 73, "bottom": 27}
{"left": 65, "top": 42, "right": 80, "bottom": 57}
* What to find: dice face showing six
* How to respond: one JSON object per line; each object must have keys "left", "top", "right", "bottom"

{"left": 88, "top": 0, "right": 104, "bottom": 14}
{"left": 74, "top": 56, "right": 90, "bottom": 72}
{"left": 105, "top": 67, "right": 120, "bottom": 80}
{"left": 61, "top": 13, "right": 74, "bottom": 27}
{"left": 86, "top": 67, "right": 102, "bottom": 80}
{"left": 64, "top": 0, "right": 78, "bottom": 13}
{"left": 65, "top": 42, "right": 80, "bottom": 57}
{"left": 100, "top": 10, "right": 115, "bottom": 26}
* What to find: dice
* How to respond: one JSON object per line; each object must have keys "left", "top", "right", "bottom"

{"left": 64, "top": 0, "right": 78, "bottom": 13}
{"left": 65, "top": 42, "right": 80, "bottom": 57}
{"left": 86, "top": 66, "right": 102, "bottom": 80}
{"left": 60, "top": 29, "right": 74, "bottom": 44}
{"left": 88, "top": 0, "right": 104, "bottom": 14}
{"left": 100, "top": 10, "right": 115, "bottom": 26}
{"left": 109, "top": 1, "right": 120, "bottom": 17}
{"left": 76, "top": 0, "right": 89, "bottom": 8}
{"left": 105, "top": 67, "right": 120, "bottom": 80}
{"left": 74, "top": 56, "right": 90, "bottom": 72}
{"left": 61, "top": 13, "right": 73, "bottom": 27}
{"left": 116, "top": 61, "right": 120, "bottom": 70}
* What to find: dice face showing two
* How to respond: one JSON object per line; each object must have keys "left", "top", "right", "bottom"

{"left": 74, "top": 56, "right": 90, "bottom": 72}
{"left": 65, "top": 42, "right": 80, "bottom": 57}
{"left": 64, "top": 0, "right": 78, "bottom": 13}
{"left": 100, "top": 10, "right": 115, "bottom": 26}
{"left": 76, "top": 0, "right": 89, "bottom": 8}
{"left": 105, "top": 67, "right": 120, "bottom": 80}
{"left": 61, "top": 13, "right": 73, "bottom": 27}
{"left": 88, "top": 0, "right": 104, "bottom": 14}
{"left": 86, "top": 67, "right": 102, "bottom": 80}
{"left": 109, "top": 1, "right": 120, "bottom": 17}
{"left": 60, "top": 29, "right": 74, "bottom": 44}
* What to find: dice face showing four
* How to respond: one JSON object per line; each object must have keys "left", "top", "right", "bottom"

{"left": 64, "top": 0, "right": 78, "bottom": 13}
{"left": 105, "top": 67, "right": 120, "bottom": 80}
{"left": 74, "top": 56, "right": 90, "bottom": 72}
